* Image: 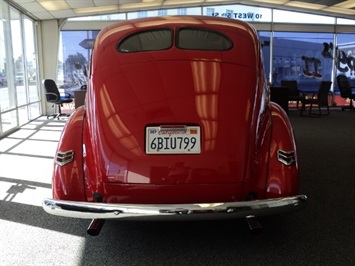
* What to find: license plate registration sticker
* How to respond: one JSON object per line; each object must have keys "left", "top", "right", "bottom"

{"left": 146, "top": 125, "right": 201, "bottom": 154}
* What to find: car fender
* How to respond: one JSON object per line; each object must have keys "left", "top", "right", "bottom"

{"left": 52, "top": 106, "right": 86, "bottom": 201}
{"left": 266, "top": 103, "right": 299, "bottom": 198}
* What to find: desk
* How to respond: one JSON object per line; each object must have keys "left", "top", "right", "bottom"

{"left": 300, "top": 88, "right": 334, "bottom": 99}
{"left": 299, "top": 88, "right": 318, "bottom": 95}
{"left": 74, "top": 90, "right": 86, "bottom": 108}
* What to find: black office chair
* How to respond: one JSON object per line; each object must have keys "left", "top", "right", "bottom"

{"left": 281, "top": 80, "right": 304, "bottom": 109}
{"left": 300, "top": 81, "right": 332, "bottom": 116}
{"left": 43, "top": 79, "right": 73, "bottom": 119}
{"left": 336, "top": 74, "right": 355, "bottom": 111}
{"left": 270, "top": 86, "right": 289, "bottom": 114}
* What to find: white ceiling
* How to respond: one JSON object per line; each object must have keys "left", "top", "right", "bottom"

{"left": 6, "top": 0, "right": 355, "bottom": 21}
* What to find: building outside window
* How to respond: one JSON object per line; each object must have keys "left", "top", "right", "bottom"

{"left": 259, "top": 31, "right": 271, "bottom": 84}
{"left": 138, "top": 11, "right": 147, "bottom": 18}
{"left": 0, "top": 2, "right": 40, "bottom": 137}
{"left": 58, "top": 30, "right": 99, "bottom": 96}
{"left": 178, "top": 8, "right": 187, "bottom": 15}
{"left": 205, "top": 8, "right": 214, "bottom": 16}
{"left": 158, "top": 10, "right": 167, "bottom": 16}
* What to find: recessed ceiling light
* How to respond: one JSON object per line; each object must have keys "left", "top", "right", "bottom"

{"left": 324, "top": 6, "right": 355, "bottom": 15}
{"left": 163, "top": 0, "right": 205, "bottom": 5}
{"left": 119, "top": 2, "right": 162, "bottom": 9}
{"left": 334, "top": 0, "right": 355, "bottom": 9}
{"left": 38, "top": 0, "right": 70, "bottom": 11}
{"left": 248, "top": 0, "right": 289, "bottom": 4}
{"left": 285, "top": 1, "right": 325, "bottom": 10}
{"left": 74, "top": 5, "right": 119, "bottom": 14}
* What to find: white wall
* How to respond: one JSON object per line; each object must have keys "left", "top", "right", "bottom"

{"left": 38, "top": 19, "right": 61, "bottom": 115}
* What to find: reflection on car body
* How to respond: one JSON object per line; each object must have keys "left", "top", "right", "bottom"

{"left": 42, "top": 16, "right": 307, "bottom": 236}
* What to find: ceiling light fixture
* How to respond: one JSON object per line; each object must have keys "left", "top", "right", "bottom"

{"left": 248, "top": 0, "right": 289, "bottom": 5}
{"left": 119, "top": 2, "right": 162, "bottom": 10}
{"left": 38, "top": 0, "right": 70, "bottom": 11}
{"left": 162, "top": 0, "right": 205, "bottom": 6}
{"left": 334, "top": 0, "right": 355, "bottom": 9}
{"left": 324, "top": 6, "right": 355, "bottom": 15}
{"left": 285, "top": 1, "right": 325, "bottom": 10}
{"left": 74, "top": 5, "right": 119, "bottom": 14}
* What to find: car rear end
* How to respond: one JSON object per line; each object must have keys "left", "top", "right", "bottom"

{"left": 43, "top": 17, "right": 307, "bottom": 236}
{"left": 83, "top": 16, "right": 264, "bottom": 204}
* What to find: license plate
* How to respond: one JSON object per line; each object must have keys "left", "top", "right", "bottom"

{"left": 146, "top": 125, "right": 201, "bottom": 154}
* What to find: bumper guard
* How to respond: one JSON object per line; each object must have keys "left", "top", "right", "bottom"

{"left": 43, "top": 195, "right": 307, "bottom": 220}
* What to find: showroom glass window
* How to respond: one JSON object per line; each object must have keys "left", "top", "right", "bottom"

{"left": 60, "top": 4, "right": 354, "bottom": 105}
{"left": 272, "top": 32, "right": 334, "bottom": 91}
{"left": 0, "top": 3, "right": 40, "bottom": 137}
{"left": 24, "top": 18, "right": 38, "bottom": 102}
{"left": 273, "top": 9, "right": 335, "bottom": 24}
{"left": 0, "top": 2, "right": 17, "bottom": 134}
{"left": 335, "top": 33, "right": 355, "bottom": 87}
{"left": 271, "top": 10, "right": 335, "bottom": 91}
{"left": 23, "top": 17, "right": 40, "bottom": 121}
{"left": 58, "top": 30, "right": 99, "bottom": 94}
{"left": 258, "top": 31, "right": 271, "bottom": 84}
{"left": 0, "top": 2, "right": 12, "bottom": 111}
{"left": 10, "top": 8, "right": 26, "bottom": 107}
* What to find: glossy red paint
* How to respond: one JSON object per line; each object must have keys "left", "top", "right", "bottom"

{"left": 53, "top": 16, "right": 299, "bottom": 206}
{"left": 266, "top": 103, "right": 299, "bottom": 198}
{"left": 52, "top": 106, "right": 86, "bottom": 201}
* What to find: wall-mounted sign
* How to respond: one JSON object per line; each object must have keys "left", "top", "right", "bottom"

{"left": 211, "top": 12, "right": 264, "bottom": 20}
{"left": 203, "top": 4, "right": 272, "bottom": 22}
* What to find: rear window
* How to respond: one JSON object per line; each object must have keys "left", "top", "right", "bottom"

{"left": 118, "top": 29, "right": 172, "bottom": 52}
{"left": 117, "top": 27, "right": 233, "bottom": 53}
{"left": 177, "top": 28, "right": 232, "bottom": 51}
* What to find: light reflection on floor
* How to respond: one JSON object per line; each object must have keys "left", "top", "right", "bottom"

{"left": 0, "top": 117, "right": 86, "bottom": 266}
{"left": 0, "top": 117, "right": 65, "bottom": 207}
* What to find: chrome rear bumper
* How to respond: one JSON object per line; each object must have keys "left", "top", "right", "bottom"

{"left": 43, "top": 195, "right": 307, "bottom": 220}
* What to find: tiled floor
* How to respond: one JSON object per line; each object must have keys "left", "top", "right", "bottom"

{"left": 0, "top": 117, "right": 65, "bottom": 207}
{"left": 0, "top": 117, "right": 88, "bottom": 266}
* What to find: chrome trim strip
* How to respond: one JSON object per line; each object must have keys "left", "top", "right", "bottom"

{"left": 159, "top": 125, "right": 187, "bottom": 133}
{"left": 43, "top": 195, "right": 307, "bottom": 220}
{"left": 55, "top": 150, "right": 74, "bottom": 166}
{"left": 277, "top": 150, "right": 296, "bottom": 166}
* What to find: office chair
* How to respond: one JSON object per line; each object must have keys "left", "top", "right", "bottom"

{"left": 281, "top": 80, "right": 304, "bottom": 109}
{"left": 336, "top": 74, "right": 355, "bottom": 111}
{"left": 300, "top": 81, "right": 332, "bottom": 116}
{"left": 43, "top": 79, "right": 73, "bottom": 119}
{"left": 270, "top": 86, "right": 289, "bottom": 114}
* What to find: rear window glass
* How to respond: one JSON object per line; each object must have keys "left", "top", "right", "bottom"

{"left": 177, "top": 28, "right": 232, "bottom": 50}
{"left": 118, "top": 29, "right": 172, "bottom": 52}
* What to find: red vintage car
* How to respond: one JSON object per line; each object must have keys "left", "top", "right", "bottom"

{"left": 43, "top": 16, "right": 307, "bottom": 236}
